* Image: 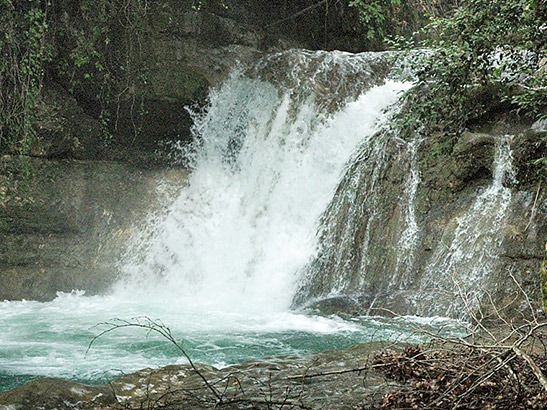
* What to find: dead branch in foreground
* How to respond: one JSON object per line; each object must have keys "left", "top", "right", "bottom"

{"left": 287, "top": 275, "right": 547, "bottom": 409}
{"left": 368, "top": 342, "right": 547, "bottom": 409}
{"left": 88, "top": 317, "right": 313, "bottom": 410}
{"left": 362, "top": 274, "right": 547, "bottom": 410}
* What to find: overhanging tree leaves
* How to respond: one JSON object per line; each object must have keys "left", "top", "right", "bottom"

{"left": 397, "top": 0, "right": 547, "bottom": 137}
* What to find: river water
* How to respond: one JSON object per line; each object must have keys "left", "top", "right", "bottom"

{"left": 0, "top": 51, "right": 465, "bottom": 392}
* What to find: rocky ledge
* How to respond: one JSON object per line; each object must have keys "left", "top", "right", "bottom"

{"left": 0, "top": 342, "right": 401, "bottom": 410}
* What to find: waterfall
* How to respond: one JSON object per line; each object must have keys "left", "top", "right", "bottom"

{"left": 117, "top": 50, "right": 409, "bottom": 314}
{"left": 294, "top": 124, "right": 418, "bottom": 309}
{"left": 392, "top": 137, "right": 422, "bottom": 290}
{"left": 416, "top": 135, "right": 516, "bottom": 318}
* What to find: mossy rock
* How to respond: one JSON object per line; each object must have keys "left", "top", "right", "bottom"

{"left": 33, "top": 83, "right": 104, "bottom": 160}
{"left": 541, "top": 257, "right": 547, "bottom": 312}
{"left": 143, "top": 63, "right": 210, "bottom": 101}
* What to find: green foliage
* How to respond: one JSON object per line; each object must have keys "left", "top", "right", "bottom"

{"left": 52, "top": 0, "right": 150, "bottom": 145}
{"left": 349, "top": 0, "right": 402, "bottom": 45}
{"left": 349, "top": 0, "right": 454, "bottom": 50}
{"left": 0, "top": 0, "right": 51, "bottom": 155}
{"left": 396, "top": 0, "right": 547, "bottom": 138}
{"left": 0, "top": 0, "right": 151, "bottom": 157}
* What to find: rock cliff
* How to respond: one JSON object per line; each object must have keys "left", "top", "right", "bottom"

{"left": 297, "top": 118, "right": 547, "bottom": 319}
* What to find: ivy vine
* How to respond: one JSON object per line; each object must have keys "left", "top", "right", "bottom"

{"left": 0, "top": 0, "right": 150, "bottom": 158}
{"left": 0, "top": 0, "right": 51, "bottom": 156}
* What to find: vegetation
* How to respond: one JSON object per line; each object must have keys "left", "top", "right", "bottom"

{"left": 0, "top": 0, "right": 50, "bottom": 155}
{"left": 394, "top": 0, "right": 546, "bottom": 137}
{"left": 372, "top": 343, "right": 547, "bottom": 409}
{"left": 369, "top": 281, "right": 547, "bottom": 409}
{"left": 348, "top": 0, "right": 457, "bottom": 49}
{"left": 349, "top": 0, "right": 404, "bottom": 46}
{"left": 0, "top": 0, "right": 149, "bottom": 157}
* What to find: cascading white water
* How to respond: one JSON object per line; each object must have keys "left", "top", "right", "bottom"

{"left": 4, "top": 51, "right": 461, "bottom": 393}
{"left": 392, "top": 137, "right": 422, "bottom": 290}
{"left": 417, "top": 135, "right": 516, "bottom": 317}
{"left": 116, "top": 65, "right": 410, "bottom": 314}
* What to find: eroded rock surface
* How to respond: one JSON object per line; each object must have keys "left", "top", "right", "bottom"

{"left": 0, "top": 155, "right": 187, "bottom": 301}
{"left": 297, "top": 120, "right": 547, "bottom": 319}
{"left": 0, "top": 343, "right": 401, "bottom": 410}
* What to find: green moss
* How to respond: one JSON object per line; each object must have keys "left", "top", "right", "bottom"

{"left": 143, "top": 62, "right": 209, "bottom": 101}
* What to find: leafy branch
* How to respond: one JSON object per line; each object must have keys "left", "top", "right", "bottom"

{"left": 394, "top": 0, "right": 546, "bottom": 138}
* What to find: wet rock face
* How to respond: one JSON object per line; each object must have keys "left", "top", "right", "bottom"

{"left": 298, "top": 122, "right": 547, "bottom": 319}
{"left": 419, "top": 131, "right": 497, "bottom": 197}
{"left": 0, "top": 156, "right": 187, "bottom": 301}
{"left": 0, "top": 343, "right": 401, "bottom": 410}
{"left": 248, "top": 50, "right": 397, "bottom": 112}
{"left": 113, "top": 3, "right": 276, "bottom": 151}
{"left": 0, "top": 378, "right": 116, "bottom": 410}
{"left": 33, "top": 83, "right": 105, "bottom": 160}
{"left": 413, "top": 127, "right": 547, "bottom": 317}
{"left": 295, "top": 130, "right": 413, "bottom": 307}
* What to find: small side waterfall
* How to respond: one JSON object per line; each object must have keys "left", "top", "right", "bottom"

{"left": 392, "top": 137, "right": 422, "bottom": 290}
{"left": 298, "top": 126, "right": 517, "bottom": 317}
{"left": 416, "top": 136, "right": 516, "bottom": 317}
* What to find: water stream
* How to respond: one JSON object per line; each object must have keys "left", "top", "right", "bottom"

{"left": 416, "top": 135, "right": 516, "bottom": 317}
{"left": 0, "top": 51, "right": 467, "bottom": 393}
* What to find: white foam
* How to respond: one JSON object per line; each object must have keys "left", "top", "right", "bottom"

{"left": 0, "top": 55, "right": 415, "bottom": 386}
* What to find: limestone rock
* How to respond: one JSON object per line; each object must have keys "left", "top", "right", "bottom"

{"left": 0, "top": 343, "right": 401, "bottom": 410}
{"left": 0, "top": 155, "right": 187, "bottom": 301}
